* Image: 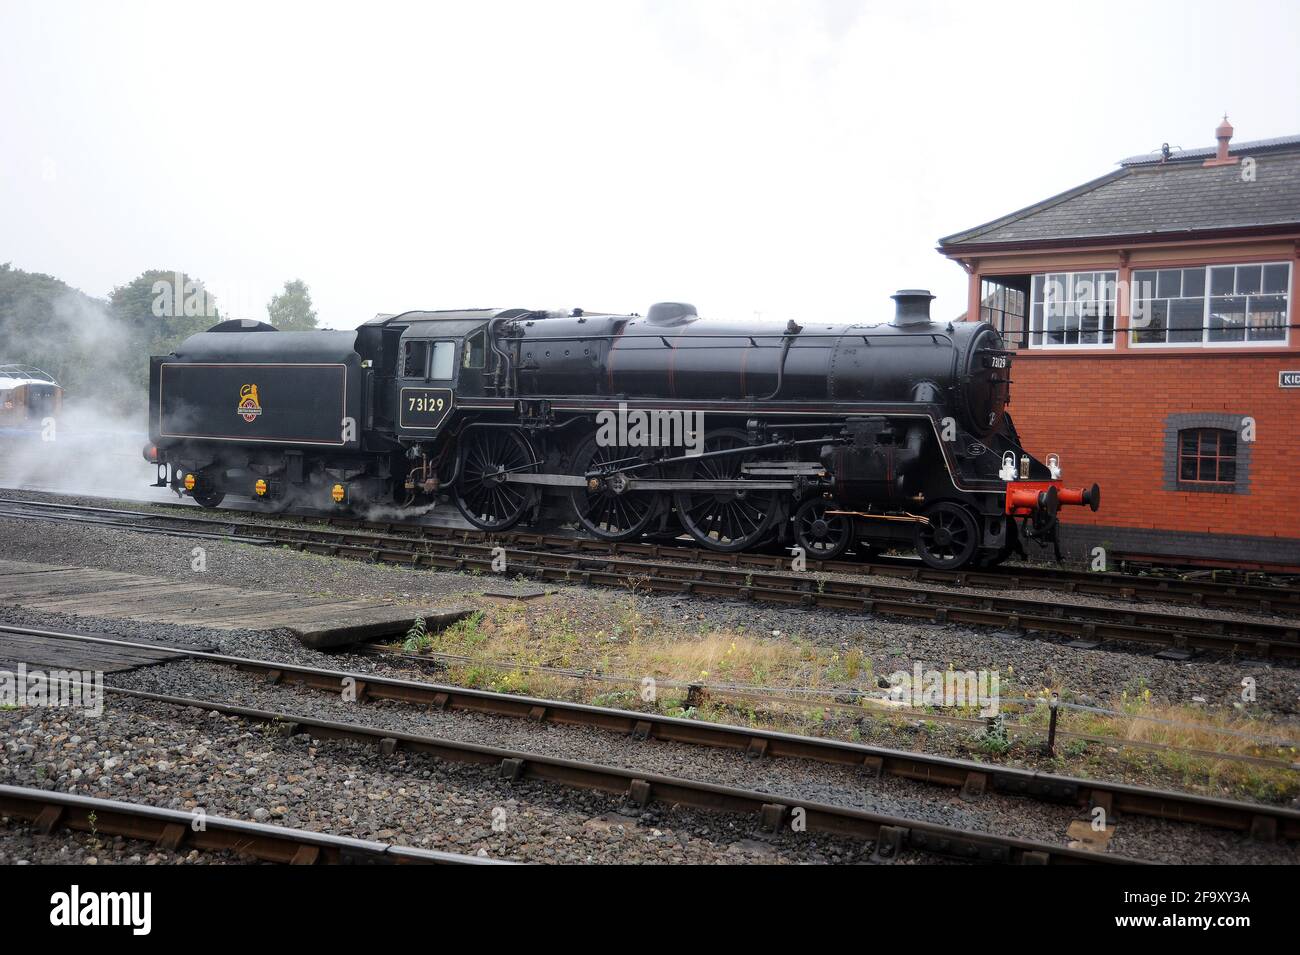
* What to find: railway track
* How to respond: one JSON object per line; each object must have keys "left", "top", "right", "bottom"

{"left": 0, "top": 630, "right": 1130, "bottom": 865}
{"left": 358, "top": 644, "right": 1299, "bottom": 772}
{"left": 0, "top": 783, "right": 498, "bottom": 865}
{"left": 3, "top": 496, "right": 1299, "bottom": 661}
{"left": 351, "top": 521, "right": 1300, "bottom": 617}
{"left": 5, "top": 494, "right": 1299, "bottom": 615}
{"left": 5, "top": 624, "right": 1297, "bottom": 849}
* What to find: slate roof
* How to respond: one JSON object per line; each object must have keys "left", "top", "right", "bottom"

{"left": 939, "top": 135, "right": 1300, "bottom": 250}
{"left": 1120, "top": 134, "right": 1300, "bottom": 166}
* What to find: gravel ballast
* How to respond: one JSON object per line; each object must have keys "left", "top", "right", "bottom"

{"left": 1, "top": 506, "right": 1296, "bottom": 722}
{"left": 0, "top": 698, "right": 884, "bottom": 865}
{"left": 1, "top": 489, "right": 1297, "bottom": 864}
{"left": 108, "top": 657, "right": 1299, "bottom": 864}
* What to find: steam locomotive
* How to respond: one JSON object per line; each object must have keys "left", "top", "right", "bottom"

{"left": 145, "top": 291, "right": 1098, "bottom": 569}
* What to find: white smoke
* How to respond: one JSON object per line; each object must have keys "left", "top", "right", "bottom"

{"left": 0, "top": 291, "right": 172, "bottom": 502}
{"left": 360, "top": 501, "right": 441, "bottom": 522}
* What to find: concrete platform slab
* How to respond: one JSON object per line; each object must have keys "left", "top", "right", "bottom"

{"left": 0, "top": 559, "right": 469, "bottom": 649}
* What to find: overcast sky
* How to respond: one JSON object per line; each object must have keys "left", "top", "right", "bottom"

{"left": 2, "top": 0, "right": 1298, "bottom": 329}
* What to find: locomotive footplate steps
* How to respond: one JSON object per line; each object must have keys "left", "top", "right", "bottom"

{"left": 0, "top": 558, "right": 466, "bottom": 649}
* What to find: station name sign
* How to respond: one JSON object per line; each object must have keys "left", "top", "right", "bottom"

{"left": 1281, "top": 371, "right": 1300, "bottom": 388}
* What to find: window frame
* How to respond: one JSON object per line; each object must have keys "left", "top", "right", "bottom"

{"left": 1176, "top": 427, "right": 1238, "bottom": 486}
{"left": 402, "top": 339, "right": 459, "bottom": 381}
{"left": 1027, "top": 270, "right": 1119, "bottom": 350}
{"left": 429, "top": 341, "right": 457, "bottom": 381}
{"left": 1162, "top": 412, "right": 1251, "bottom": 496}
{"left": 980, "top": 279, "right": 1028, "bottom": 349}
{"left": 462, "top": 330, "right": 487, "bottom": 370}
{"left": 1129, "top": 261, "right": 1292, "bottom": 349}
{"left": 402, "top": 340, "right": 430, "bottom": 379}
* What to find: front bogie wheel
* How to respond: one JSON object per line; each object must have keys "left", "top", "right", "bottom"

{"left": 792, "top": 497, "right": 853, "bottom": 561}
{"left": 914, "top": 501, "right": 979, "bottom": 570}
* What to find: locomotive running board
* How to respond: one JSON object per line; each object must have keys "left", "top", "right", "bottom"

{"left": 502, "top": 474, "right": 799, "bottom": 491}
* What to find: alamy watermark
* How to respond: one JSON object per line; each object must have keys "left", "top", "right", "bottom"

{"left": 887, "top": 663, "right": 1000, "bottom": 717}
{"left": 50, "top": 885, "right": 151, "bottom": 935}
{"left": 150, "top": 271, "right": 264, "bottom": 320}
{"left": 1, "top": 664, "right": 104, "bottom": 716}
{"left": 595, "top": 402, "right": 703, "bottom": 456}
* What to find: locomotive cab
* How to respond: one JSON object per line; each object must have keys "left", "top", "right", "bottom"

{"left": 396, "top": 335, "right": 458, "bottom": 433}
{"left": 383, "top": 316, "right": 497, "bottom": 437}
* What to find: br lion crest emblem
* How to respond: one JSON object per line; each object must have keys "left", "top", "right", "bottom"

{"left": 237, "top": 383, "right": 262, "bottom": 423}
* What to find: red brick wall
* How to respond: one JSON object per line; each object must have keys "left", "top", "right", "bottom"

{"left": 1007, "top": 353, "right": 1300, "bottom": 542}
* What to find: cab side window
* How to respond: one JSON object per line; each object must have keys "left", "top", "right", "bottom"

{"left": 430, "top": 341, "right": 456, "bottom": 380}
{"left": 403, "top": 341, "right": 429, "bottom": 378}
{"left": 463, "top": 331, "right": 486, "bottom": 369}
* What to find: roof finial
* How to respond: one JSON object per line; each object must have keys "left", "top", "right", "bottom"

{"left": 1204, "top": 114, "right": 1238, "bottom": 167}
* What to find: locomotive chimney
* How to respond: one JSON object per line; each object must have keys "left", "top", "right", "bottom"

{"left": 891, "top": 289, "right": 935, "bottom": 326}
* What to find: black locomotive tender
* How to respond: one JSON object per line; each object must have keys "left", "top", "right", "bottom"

{"left": 146, "top": 291, "right": 1099, "bottom": 569}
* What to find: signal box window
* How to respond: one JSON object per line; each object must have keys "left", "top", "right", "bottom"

{"left": 403, "top": 341, "right": 429, "bottom": 378}
{"left": 1178, "top": 428, "right": 1237, "bottom": 485}
{"left": 1131, "top": 262, "right": 1290, "bottom": 346}
{"left": 1029, "top": 271, "right": 1117, "bottom": 347}
{"left": 430, "top": 341, "right": 456, "bottom": 380}
{"left": 980, "top": 279, "right": 1027, "bottom": 349}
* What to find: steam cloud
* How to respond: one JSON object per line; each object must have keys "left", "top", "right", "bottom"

{"left": 0, "top": 291, "right": 170, "bottom": 502}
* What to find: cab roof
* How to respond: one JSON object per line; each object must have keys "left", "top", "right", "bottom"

{"left": 364, "top": 307, "right": 627, "bottom": 328}
{"left": 364, "top": 308, "right": 509, "bottom": 326}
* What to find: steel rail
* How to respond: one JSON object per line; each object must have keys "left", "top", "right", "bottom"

{"left": 259, "top": 526, "right": 1300, "bottom": 659}
{"left": 0, "top": 783, "right": 500, "bottom": 865}
{"left": 301, "top": 512, "right": 1300, "bottom": 611}
{"left": 544, "top": 534, "right": 1300, "bottom": 614}
{"left": 0, "top": 499, "right": 276, "bottom": 544}
{"left": 2, "top": 497, "right": 1297, "bottom": 659}
{"left": 82, "top": 683, "right": 1139, "bottom": 864}
{"left": 358, "top": 646, "right": 1300, "bottom": 771}
{"left": 4, "top": 624, "right": 1296, "bottom": 843}
{"left": 4, "top": 495, "right": 1298, "bottom": 614}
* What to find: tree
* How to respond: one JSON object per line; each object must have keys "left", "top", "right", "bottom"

{"left": 0, "top": 262, "right": 103, "bottom": 389}
{"left": 107, "top": 270, "right": 219, "bottom": 404}
{"left": 109, "top": 269, "right": 219, "bottom": 350}
{"left": 266, "top": 279, "right": 318, "bottom": 330}
{"left": 1, "top": 263, "right": 125, "bottom": 408}
{"left": 0, "top": 264, "right": 220, "bottom": 412}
